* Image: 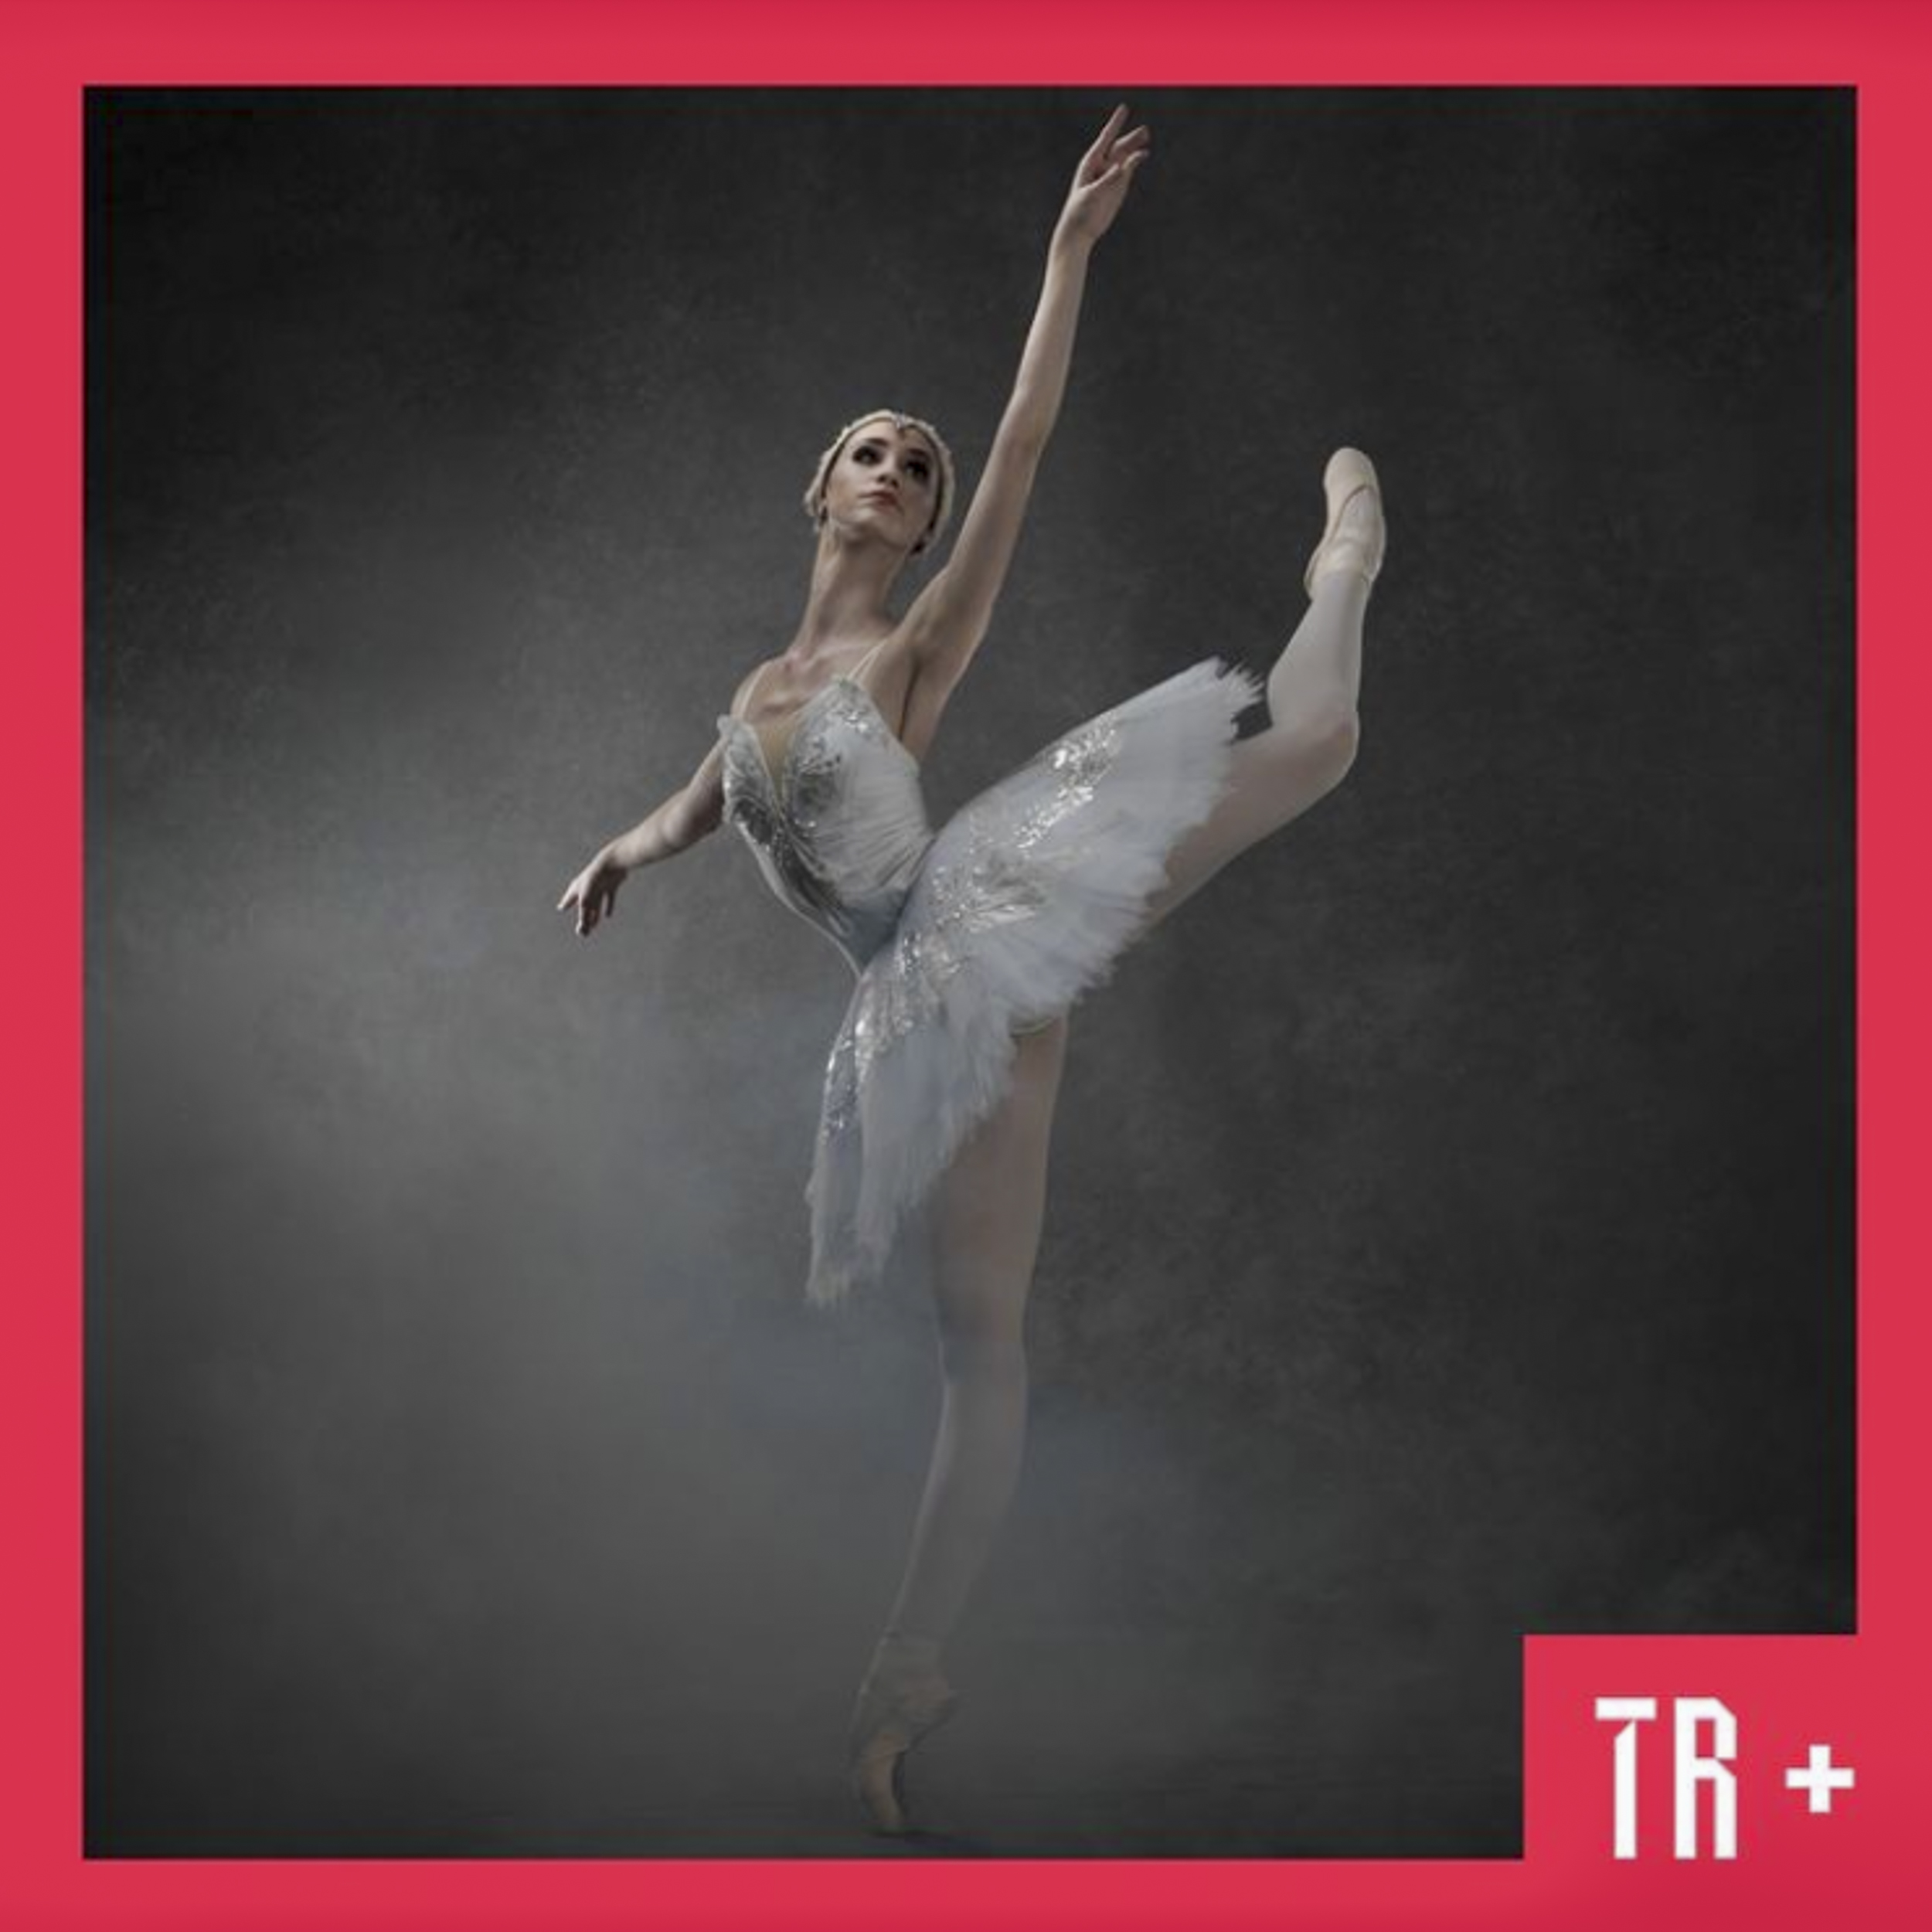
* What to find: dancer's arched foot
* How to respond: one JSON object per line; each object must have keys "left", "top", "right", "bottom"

{"left": 1303, "top": 446, "right": 1386, "bottom": 596}
{"left": 846, "top": 1633, "right": 959, "bottom": 1835}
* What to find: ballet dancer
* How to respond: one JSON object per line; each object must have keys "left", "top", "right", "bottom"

{"left": 558, "top": 104, "right": 1383, "bottom": 1834}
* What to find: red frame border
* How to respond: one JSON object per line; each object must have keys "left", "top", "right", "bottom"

{"left": 6, "top": 4, "right": 1923, "bottom": 1927}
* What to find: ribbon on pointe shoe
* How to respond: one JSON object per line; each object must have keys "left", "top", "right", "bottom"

{"left": 1303, "top": 447, "right": 1386, "bottom": 596}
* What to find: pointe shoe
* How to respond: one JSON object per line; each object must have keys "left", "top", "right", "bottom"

{"left": 846, "top": 1642, "right": 959, "bottom": 1835}
{"left": 1303, "top": 446, "right": 1386, "bottom": 597}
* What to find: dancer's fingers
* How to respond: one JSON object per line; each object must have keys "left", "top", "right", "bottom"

{"left": 1080, "top": 104, "right": 1129, "bottom": 178}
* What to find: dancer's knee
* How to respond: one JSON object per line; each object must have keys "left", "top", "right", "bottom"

{"left": 1267, "top": 706, "right": 1360, "bottom": 782}
{"left": 937, "top": 1321, "right": 1028, "bottom": 1388}
{"left": 1244, "top": 709, "right": 1361, "bottom": 838}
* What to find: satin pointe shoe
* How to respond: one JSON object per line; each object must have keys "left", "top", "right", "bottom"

{"left": 846, "top": 1636, "right": 959, "bottom": 1835}
{"left": 1303, "top": 446, "right": 1386, "bottom": 597}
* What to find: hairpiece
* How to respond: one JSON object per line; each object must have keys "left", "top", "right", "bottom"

{"left": 803, "top": 409, "right": 957, "bottom": 555}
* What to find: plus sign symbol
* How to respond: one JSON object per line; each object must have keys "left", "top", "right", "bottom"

{"left": 1784, "top": 1742, "right": 1856, "bottom": 1814}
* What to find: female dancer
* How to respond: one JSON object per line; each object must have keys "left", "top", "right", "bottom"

{"left": 557, "top": 106, "right": 1384, "bottom": 1835}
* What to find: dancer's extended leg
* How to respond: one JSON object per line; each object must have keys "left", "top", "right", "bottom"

{"left": 1134, "top": 458, "right": 1382, "bottom": 932}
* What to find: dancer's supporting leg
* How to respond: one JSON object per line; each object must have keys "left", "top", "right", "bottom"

{"left": 893, "top": 1012, "right": 1069, "bottom": 1638}
{"left": 848, "top": 1012, "right": 1070, "bottom": 1832}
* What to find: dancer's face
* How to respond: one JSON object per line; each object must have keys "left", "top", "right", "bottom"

{"left": 824, "top": 419, "right": 940, "bottom": 550}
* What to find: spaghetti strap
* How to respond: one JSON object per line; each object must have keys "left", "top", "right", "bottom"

{"left": 850, "top": 636, "right": 891, "bottom": 686}
{"left": 732, "top": 657, "right": 778, "bottom": 724}
{"left": 735, "top": 639, "right": 889, "bottom": 724}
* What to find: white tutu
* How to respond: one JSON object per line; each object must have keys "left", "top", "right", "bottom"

{"left": 774, "top": 658, "right": 1264, "bottom": 1306}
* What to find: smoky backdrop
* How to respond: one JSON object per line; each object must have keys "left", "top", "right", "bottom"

{"left": 86, "top": 87, "right": 1852, "bottom": 1855}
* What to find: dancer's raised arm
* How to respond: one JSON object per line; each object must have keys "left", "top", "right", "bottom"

{"left": 903, "top": 106, "right": 1151, "bottom": 694}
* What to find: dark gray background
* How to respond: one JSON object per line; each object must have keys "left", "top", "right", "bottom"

{"left": 86, "top": 88, "right": 1853, "bottom": 1857}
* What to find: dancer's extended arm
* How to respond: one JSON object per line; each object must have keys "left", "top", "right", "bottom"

{"left": 556, "top": 678, "right": 747, "bottom": 939}
{"left": 611, "top": 744, "right": 727, "bottom": 867}
{"left": 556, "top": 744, "right": 726, "bottom": 937}
{"left": 904, "top": 106, "right": 1150, "bottom": 693}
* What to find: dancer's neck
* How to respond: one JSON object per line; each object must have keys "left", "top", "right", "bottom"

{"left": 790, "top": 534, "right": 905, "bottom": 667}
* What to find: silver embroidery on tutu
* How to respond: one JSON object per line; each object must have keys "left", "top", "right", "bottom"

{"left": 717, "top": 656, "right": 1263, "bottom": 1306}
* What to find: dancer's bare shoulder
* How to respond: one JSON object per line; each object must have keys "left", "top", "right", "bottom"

{"left": 726, "top": 659, "right": 768, "bottom": 722}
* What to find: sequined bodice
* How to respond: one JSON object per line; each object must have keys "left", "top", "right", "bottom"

{"left": 716, "top": 675, "right": 935, "bottom": 971}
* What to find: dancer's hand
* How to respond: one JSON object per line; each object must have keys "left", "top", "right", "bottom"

{"left": 557, "top": 842, "right": 628, "bottom": 938}
{"left": 1054, "top": 104, "right": 1151, "bottom": 251}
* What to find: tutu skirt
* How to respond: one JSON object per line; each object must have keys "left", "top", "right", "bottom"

{"left": 803, "top": 656, "right": 1263, "bottom": 1306}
